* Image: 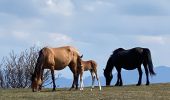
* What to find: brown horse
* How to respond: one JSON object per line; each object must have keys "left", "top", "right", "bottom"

{"left": 31, "top": 46, "right": 82, "bottom": 92}
{"left": 79, "top": 58, "right": 101, "bottom": 91}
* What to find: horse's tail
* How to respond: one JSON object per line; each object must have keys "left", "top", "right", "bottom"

{"left": 143, "top": 48, "right": 156, "bottom": 76}
{"left": 90, "top": 60, "right": 97, "bottom": 78}
{"left": 91, "top": 60, "right": 97, "bottom": 69}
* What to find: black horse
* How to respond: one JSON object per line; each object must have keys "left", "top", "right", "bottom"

{"left": 104, "top": 47, "right": 156, "bottom": 86}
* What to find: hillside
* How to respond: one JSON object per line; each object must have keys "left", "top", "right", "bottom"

{"left": 0, "top": 83, "right": 170, "bottom": 100}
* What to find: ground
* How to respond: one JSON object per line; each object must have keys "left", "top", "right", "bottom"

{"left": 0, "top": 83, "right": 170, "bottom": 100}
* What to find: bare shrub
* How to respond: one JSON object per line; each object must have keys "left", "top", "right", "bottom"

{"left": 1, "top": 46, "right": 50, "bottom": 88}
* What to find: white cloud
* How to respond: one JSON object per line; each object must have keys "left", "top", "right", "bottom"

{"left": 45, "top": 33, "right": 73, "bottom": 46}
{"left": 43, "top": 0, "right": 75, "bottom": 16}
{"left": 12, "top": 31, "right": 30, "bottom": 40}
{"left": 82, "top": 0, "right": 114, "bottom": 12}
{"left": 136, "top": 35, "right": 166, "bottom": 45}
{"left": 83, "top": 5, "right": 95, "bottom": 12}
{"left": 28, "top": 33, "right": 74, "bottom": 47}
{"left": 96, "top": 0, "right": 114, "bottom": 6}
{"left": 49, "top": 33, "right": 73, "bottom": 42}
{"left": 0, "top": 29, "right": 30, "bottom": 40}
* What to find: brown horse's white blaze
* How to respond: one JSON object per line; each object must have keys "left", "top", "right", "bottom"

{"left": 79, "top": 59, "right": 101, "bottom": 91}
{"left": 31, "top": 46, "right": 82, "bottom": 92}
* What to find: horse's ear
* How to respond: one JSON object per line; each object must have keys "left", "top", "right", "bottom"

{"left": 80, "top": 55, "right": 83, "bottom": 58}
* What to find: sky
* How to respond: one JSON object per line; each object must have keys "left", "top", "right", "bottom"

{"left": 0, "top": 0, "right": 170, "bottom": 79}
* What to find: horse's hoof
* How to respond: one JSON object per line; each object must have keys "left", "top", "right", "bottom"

{"left": 119, "top": 83, "right": 123, "bottom": 86}
{"left": 136, "top": 84, "right": 141, "bottom": 86}
{"left": 52, "top": 89, "right": 56, "bottom": 92}
{"left": 115, "top": 84, "right": 119, "bottom": 86}
{"left": 146, "top": 83, "right": 149, "bottom": 86}
{"left": 80, "top": 88, "right": 84, "bottom": 91}
{"left": 99, "top": 87, "right": 102, "bottom": 91}
{"left": 69, "top": 88, "right": 73, "bottom": 91}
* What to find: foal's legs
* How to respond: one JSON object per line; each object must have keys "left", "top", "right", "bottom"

{"left": 143, "top": 63, "right": 150, "bottom": 85}
{"left": 80, "top": 71, "right": 84, "bottom": 90}
{"left": 51, "top": 67, "right": 56, "bottom": 91}
{"left": 94, "top": 69, "right": 101, "bottom": 90}
{"left": 91, "top": 71, "right": 95, "bottom": 90}
{"left": 136, "top": 66, "right": 143, "bottom": 86}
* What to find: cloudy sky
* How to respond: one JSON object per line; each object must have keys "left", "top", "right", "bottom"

{"left": 0, "top": 0, "right": 170, "bottom": 78}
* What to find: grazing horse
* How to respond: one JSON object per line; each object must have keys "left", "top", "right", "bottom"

{"left": 104, "top": 47, "right": 156, "bottom": 86}
{"left": 31, "top": 46, "right": 82, "bottom": 92}
{"left": 79, "top": 58, "right": 101, "bottom": 91}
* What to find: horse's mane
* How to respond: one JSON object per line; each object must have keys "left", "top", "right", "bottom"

{"left": 107, "top": 48, "right": 125, "bottom": 61}
{"left": 112, "top": 48, "right": 125, "bottom": 55}
{"left": 69, "top": 46, "right": 80, "bottom": 55}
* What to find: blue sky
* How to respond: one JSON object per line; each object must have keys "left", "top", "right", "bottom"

{"left": 0, "top": 0, "right": 170, "bottom": 78}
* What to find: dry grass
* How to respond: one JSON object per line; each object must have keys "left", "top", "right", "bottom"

{"left": 0, "top": 83, "right": 170, "bottom": 100}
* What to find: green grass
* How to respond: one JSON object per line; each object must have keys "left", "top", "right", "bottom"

{"left": 0, "top": 83, "right": 170, "bottom": 100}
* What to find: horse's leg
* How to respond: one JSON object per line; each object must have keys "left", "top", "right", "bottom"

{"left": 68, "top": 66, "right": 75, "bottom": 90}
{"left": 70, "top": 74, "right": 75, "bottom": 90}
{"left": 39, "top": 68, "right": 44, "bottom": 91}
{"left": 51, "top": 68, "right": 56, "bottom": 91}
{"left": 143, "top": 63, "right": 150, "bottom": 85}
{"left": 90, "top": 71, "right": 95, "bottom": 91}
{"left": 115, "top": 69, "right": 119, "bottom": 86}
{"left": 115, "top": 67, "right": 123, "bottom": 86}
{"left": 70, "top": 72, "right": 79, "bottom": 90}
{"left": 75, "top": 73, "right": 79, "bottom": 90}
{"left": 136, "top": 67, "right": 143, "bottom": 86}
{"left": 95, "top": 73, "right": 101, "bottom": 90}
{"left": 80, "top": 71, "right": 84, "bottom": 90}
{"left": 69, "top": 64, "right": 79, "bottom": 90}
{"left": 94, "top": 69, "right": 101, "bottom": 90}
{"left": 118, "top": 68, "right": 123, "bottom": 86}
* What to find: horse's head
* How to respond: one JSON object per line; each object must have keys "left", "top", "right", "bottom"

{"left": 31, "top": 73, "right": 42, "bottom": 92}
{"left": 77, "top": 55, "right": 83, "bottom": 69}
{"left": 103, "top": 69, "right": 113, "bottom": 86}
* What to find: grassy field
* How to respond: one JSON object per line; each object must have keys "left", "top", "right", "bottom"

{"left": 0, "top": 83, "right": 170, "bottom": 100}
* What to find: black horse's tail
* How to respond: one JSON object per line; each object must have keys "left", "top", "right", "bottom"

{"left": 143, "top": 48, "right": 156, "bottom": 76}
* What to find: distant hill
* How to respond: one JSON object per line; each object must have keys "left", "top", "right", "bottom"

{"left": 45, "top": 66, "right": 170, "bottom": 88}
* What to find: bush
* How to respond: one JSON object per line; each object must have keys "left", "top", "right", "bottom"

{"left": 0, "top": 46, "right": 50, "bottom": 88}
